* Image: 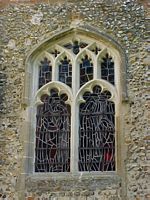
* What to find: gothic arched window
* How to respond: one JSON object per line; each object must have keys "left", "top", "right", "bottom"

{"left": 25, "top": 31, "right": 123, "bottom": 173}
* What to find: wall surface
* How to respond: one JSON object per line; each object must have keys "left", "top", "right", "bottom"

{"left": 0, "top": 0, "right": 149, "bottom": 199}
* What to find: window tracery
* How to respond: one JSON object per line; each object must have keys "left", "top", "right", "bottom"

{"left": 33, "top": 34, "right": 119, "bottom": 173}
{"left": 63, "top": 40, "right": 88, "bottom": 55}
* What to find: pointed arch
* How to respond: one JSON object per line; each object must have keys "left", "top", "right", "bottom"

{"left": 23, "top": 26, "right": 128, "bottom": 107}
{"left": 22, "top": 25, "right": 127, "bottom": 175}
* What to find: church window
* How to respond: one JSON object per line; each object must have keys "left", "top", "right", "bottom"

{"left": 30, "top": 33, "right": 120, "bottom": 173}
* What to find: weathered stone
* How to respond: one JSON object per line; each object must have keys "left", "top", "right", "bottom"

{"left": 0, "top": 0, "right": 149, "bottom": 200}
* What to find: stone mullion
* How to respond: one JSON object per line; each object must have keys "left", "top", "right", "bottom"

{"left": 52, "top": 59, "right": 58, "bottom": 81}
{"left": 94, "top": 57, "right": 99, "bottom": 79}
{"left": 70, "top": 101, "right": 79, "bottom": 172}
{"left": 70, "top": 58, "right": 79, "bottom": 172}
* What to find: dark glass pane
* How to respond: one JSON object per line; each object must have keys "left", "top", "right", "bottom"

{"left": 50, "top": 49, "right": 60, "bottom": 57}
{"left": 80, "top": 55, "right": 93, "bottom": 87}
{"left": 101, "top": 54, "right": 114, "bottom": 85}
{"left": 79, "top": 85, "right": 115, "bottom": 172}
{"left": 63, "top": 41, "right": 88, "bottom": 55}
{"left": 59, "top": 56, "right": 72, "bottom": 87}
{"left": 35, "top": 89, "right": 71, "bottom": 172}
{"left": 39, "top": 57, "right": 52, "bottom": 88}
{"left": 73, "top": 41, "right": 80, "bottom": 55}
{"left": 91, "top": 46, "right": 101, "bottom": 55}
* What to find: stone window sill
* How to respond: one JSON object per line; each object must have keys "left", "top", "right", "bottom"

{"left": 27, "top": 171, "right": 120, "bottom": 181}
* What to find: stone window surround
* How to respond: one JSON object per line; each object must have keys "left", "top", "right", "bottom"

{"left": 21, "top": 26, "right": 128, "bottom": 180}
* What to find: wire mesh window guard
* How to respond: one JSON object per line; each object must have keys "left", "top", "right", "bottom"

{"left": 35, "top": 89, "right": 71, "bottom": 172}
{"left": 101, "top": 54, "right": 115, "bottom": 85}
{"left": 39, "top": 57, "right": 52, "bottom": 88}
{"left": 79, "top": 85, "right": 115, "bottom": 171}
{"left": 59, "top": 56, "right": 72, "bottom": 87}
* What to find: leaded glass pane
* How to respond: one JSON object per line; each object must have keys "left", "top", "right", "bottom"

{"left": 59, "top": 56, "right": 72, "bottom": 87}
{"left": 35, "top": 89, "right": 71, "bottom": 172}
{"left": 39, "top": 57, "right": 52, "bottom": 88}
{"left": 63, "top": 41, "right": 88, "bottom": 55}
{"left": 101, "top": 54, "right": 114, "bottom": 85}
{"left": 80, "top": 55, "right": 93, "bottom": 87}
{"left": 79, "top": 85, "right": 115, "bottom": 171}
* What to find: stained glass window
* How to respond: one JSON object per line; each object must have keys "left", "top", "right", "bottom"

{"left": 79, "top": 86, "right": 115, "bottom": 171}
{"left": 80, "top": 55, "right": 93, "bottom": 87}
{"left": 35, "top": 89, "right": 71, "bottom": 172}
{"left": 34, "top": 36, "right": 118, "bottom": 174}
{"left": 39, "top": 57, "right": 52, "bottom": 88}
{"left": 59, "top": 56, "right": 72, "bottom": 87}
{"left": 101, "top": 54, "right": 115, "bottom": 85}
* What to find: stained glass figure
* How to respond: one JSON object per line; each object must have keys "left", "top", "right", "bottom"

{"left": 80, "top": 55, "right": 93, "bottom": 87}
{"left": 101, "top": 54, "right": 114, "bottom": 85}
{"left": 35, "top": 89, "right": 71, "bottom": 172}
{"left": 59, "top": 56, "right": 72, "bottom": 87}
{"left": 79, "top": 85, "right": 115, "bottom": 171}
{"left": 39, "top": 57, "right": 52, "bottom": 89}
{"left": 63, "top": 41, "right": 88, "bottom": 55}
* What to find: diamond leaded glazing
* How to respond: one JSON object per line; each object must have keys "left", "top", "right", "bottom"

{"left": 79, "top": 86, "right": 115, "bottom": 171}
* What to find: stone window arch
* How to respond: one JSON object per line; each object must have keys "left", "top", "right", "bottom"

{"left": 23, "top": 27, "right": 127, "bottom": 175}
